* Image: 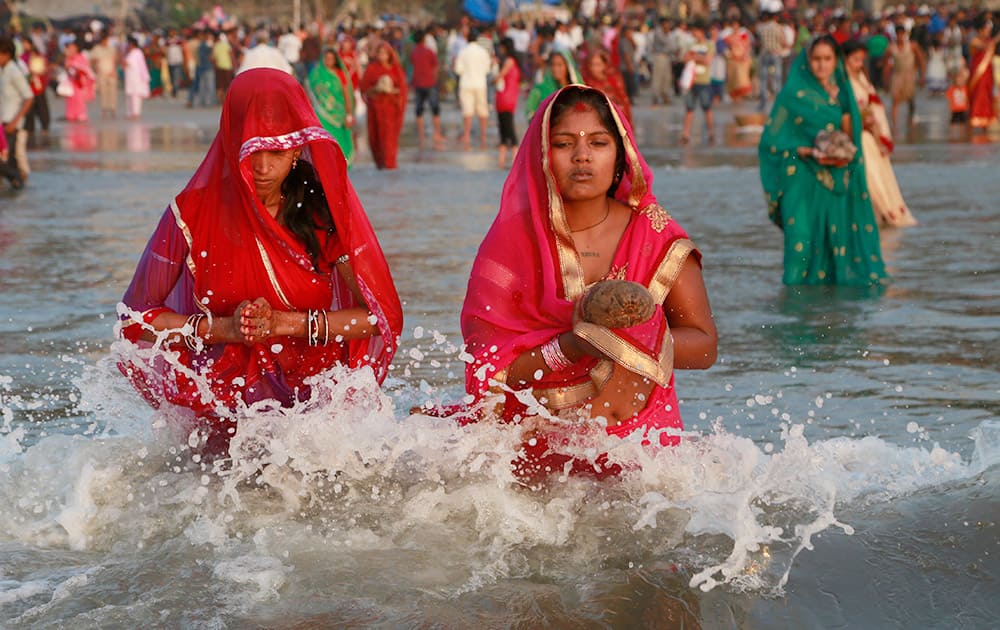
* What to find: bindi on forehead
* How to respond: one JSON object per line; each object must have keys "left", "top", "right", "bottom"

{"left": 551, "top": 129, "right": 613, "bottom": 139}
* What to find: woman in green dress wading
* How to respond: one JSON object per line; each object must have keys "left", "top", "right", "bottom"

{"left": 307, "top": 48, "right": 356, "bottom": 165}
{"left": 759, "top": 35, "right": 889, "bottom": 287}
{"left": 524, "top": 50, "right": 582, "bottom": 122}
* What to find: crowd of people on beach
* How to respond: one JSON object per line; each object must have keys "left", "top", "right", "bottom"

{"left": 1, "top": 3, "right": 998, "bottom": 188}
{"left": 0, "top": 4, "right": 998, "bottom": 475}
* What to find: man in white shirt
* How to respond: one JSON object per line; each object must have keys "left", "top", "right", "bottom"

{"left": 0, "top": 37, "right": 33, "bottom": 189}
{"left": 552, "top": 22, "right": 574, "bottom": 53}
{"left": 277, "top": 28, "right": 303, "bottom": 82}
{"left": 507, "top": 21, "right": 530, "bottom": 57}
{"left": 666, "top": 21, "right": 695, "bottom": 97}
{"left": 453, "top": 29, "right": 492, "bottom": 150}
{"left": 166, "top": 30, "right": 185, "bottom": 98}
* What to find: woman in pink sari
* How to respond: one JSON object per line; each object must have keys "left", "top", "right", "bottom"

{"left": 63, "top": 42, "right": 95, "bottom": 122}
{"left": 118, "top": 68, "right": 402, "bottom": 454}
{"left": 461, "top": 85, "right": 717, "bottom": 480}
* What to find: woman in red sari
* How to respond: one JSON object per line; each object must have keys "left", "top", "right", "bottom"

{"left": 968, "top": 15, "right": 999, "bottom": 130}
{"left": 461, "top": 85, "right": 717, "bottom": 480}
{"left": 118, "top": 68, "right": 402, "bottom": 453}
{"left": 360, "top": 42, "right": 407, "bottom": 170}
{"left": 581, "top": 49, "right": 633, "bottom": 127}
{"left": 338, "top": 35, "right": 361, "bottom": 91}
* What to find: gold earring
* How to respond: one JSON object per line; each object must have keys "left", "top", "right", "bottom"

{"left": 292, "top": 157, "right": 299, "bottom": 168}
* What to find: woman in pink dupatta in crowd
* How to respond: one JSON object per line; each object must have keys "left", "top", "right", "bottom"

{"left": 63, "top": 42, "right": 95, "bottom": 122}
{"left": 118, "top": 68, "right": 402, "bottom": 455}
{"left": 461, "top": 85, "right": 717, "bottom": 481}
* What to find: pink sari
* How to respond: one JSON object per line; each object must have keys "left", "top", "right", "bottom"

{"left": 461, "top": 85, "right": 700, "bottom": 477}
{"left": 64, "top": 52, "right": 95, "bottom": 121}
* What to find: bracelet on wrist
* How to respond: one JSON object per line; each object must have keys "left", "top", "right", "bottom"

{"left": 183, "top": 313, "right": 206, "bottom": 352}
{"left": 540, "top": 335, "right": 574, "bottom": 372}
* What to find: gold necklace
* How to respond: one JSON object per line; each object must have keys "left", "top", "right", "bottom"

{"left": 570, "top": 198, "right": 611, "bottom": 233}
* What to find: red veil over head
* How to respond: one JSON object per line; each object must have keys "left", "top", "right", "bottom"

{"left": 122, "top": 68, "right": 402, "bottom": 413}
{"left": 581, "top": 50, "right": 633, "bottom": 125}
{"left": 461, "top": 85, "right": 697, "bottom": 424}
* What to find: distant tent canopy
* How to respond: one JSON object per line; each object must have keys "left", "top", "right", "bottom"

{"left": 463, "top": 0, "right": 562, "bottom": 23}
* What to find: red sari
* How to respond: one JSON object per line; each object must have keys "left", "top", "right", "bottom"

{"left": 582, "top": 50, "right": 633, "bottom": 126}
{"left": 969, "top": 40, "right": 997, "bottom": 129}
{"left": 360, "top": 43, "right": 407, "bottom": 170}
{"left": 118, "top": 68, "right": 402, "bottom": 438}
{"left": 461, "top": 85, "right": 700, "bottom": 479}
{"left": 338, "top": 37, "right": 361, "bottom": 90}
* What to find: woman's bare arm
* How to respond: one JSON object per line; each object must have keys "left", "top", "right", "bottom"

{"left": 663, "top": 256, "right": 718, "bottom": 369}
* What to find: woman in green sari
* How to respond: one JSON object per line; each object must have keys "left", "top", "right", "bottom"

{"left": 308, "top": 48, "right": 356, "bottom": 165}
{"left": 525, "top": 50, "right": 581, "bottom": 121}
{"left": 759, "top": 35, "right": 889, "bottom": 287}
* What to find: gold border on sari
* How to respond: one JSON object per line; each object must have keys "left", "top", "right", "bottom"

{"left": 255, "top": 237, "right": 294, "bottom": 309}
{"left": 533, "top": 358, "right": 615, "bottom": 410}
{"left": 572, "top": 321, "right": 670, "bottom": 386}
{"left": 648, "top": 238, "right": 695, "bottom": 304}
{"left": 170, "top": 198, "right": 197, "bottom": 280}
{"left": 540, "top": 95, "right": 587, "bottom": 301}
{"left": 606, "top": 98, "right": 647, "bottom": 208}
{"left": 170, "top": 198, "right": 211, "bottom": 316}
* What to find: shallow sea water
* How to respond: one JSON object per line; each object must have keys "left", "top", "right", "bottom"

{"left": 0, "top": 105, "right": 998, "bottom": 628}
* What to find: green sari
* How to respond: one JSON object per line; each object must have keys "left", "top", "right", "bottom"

{"left": 525, "top": 50, "right": 582, "bottom": 121}
{"left": 307, "top": 51, "right": 356, "bottom": 165}
{"left": 759, "top": 50, "right": 889, "bottom": 287}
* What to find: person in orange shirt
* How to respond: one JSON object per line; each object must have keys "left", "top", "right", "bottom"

{"left": 947, "top": 67, "right": 970, "bottom": 124}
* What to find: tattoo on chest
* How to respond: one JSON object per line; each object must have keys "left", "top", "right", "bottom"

{"left": 580, "top": 251, "right": 601, "bottom": 258}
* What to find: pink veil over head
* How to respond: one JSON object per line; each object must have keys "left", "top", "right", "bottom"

{"left": 461, "top": 84, "right": 696, "bottom": 407}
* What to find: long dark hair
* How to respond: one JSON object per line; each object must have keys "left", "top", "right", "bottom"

{"left": 550, "top": 86, "right": 628, "bottom": 196}
{"left": 280, "top": 159, "right": 335, "bottom": 271}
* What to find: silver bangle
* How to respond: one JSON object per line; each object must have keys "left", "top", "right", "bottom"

{"left": 184, "top": 313, "right": 205, "bottom": 352}
{"left": 540, "top": 335, "right": 573, "bottom": 372}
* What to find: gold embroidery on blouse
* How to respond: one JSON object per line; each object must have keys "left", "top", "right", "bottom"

{"left": 605, "top": 264, "right": 629, "bottom": 281}
{"left": 640, "top": 204, "right": 671, "bottom": 233}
